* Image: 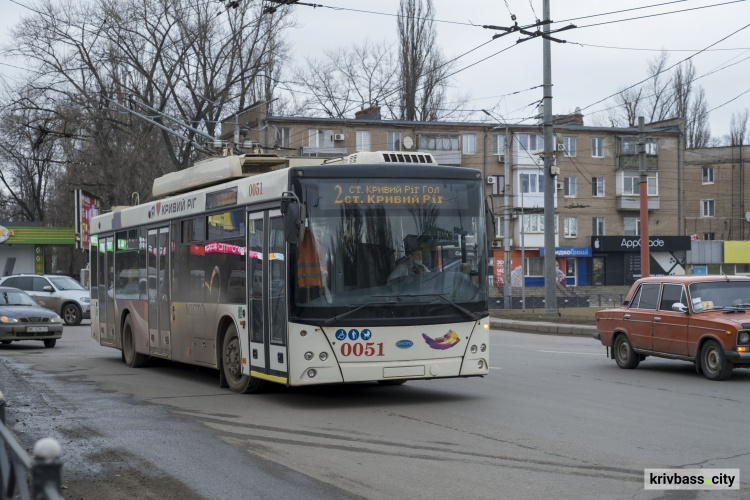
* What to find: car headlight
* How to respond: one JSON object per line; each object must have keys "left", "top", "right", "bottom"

{"left": 0, "top": 316, "right": 19, "bottom": 324}
{"left": 50, "top": 315, "right": 63, "bottom": 324}
{"left": 739, "top": 331, "right": 750, "bottom": 344}
{"left": 80, "top": 297, "right": 90, "bottom": 303}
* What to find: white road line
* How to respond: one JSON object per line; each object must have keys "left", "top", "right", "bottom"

{"left": 537, "top": 350, "right": 601, "bottom": 356}
{"left": 489, "top": 367, "right": 504, "bottom": 370}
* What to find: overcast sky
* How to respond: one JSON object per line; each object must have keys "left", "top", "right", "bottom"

{"left": 1, "top": 0, "right": 748, "bottom": 140}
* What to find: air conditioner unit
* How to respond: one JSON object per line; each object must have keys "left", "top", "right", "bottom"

{"left": 557, "top": 143, "right": 565, "bottom": 151}
{"left": 497, "top": 154, "right": 505, "bottom": 163}
{"left": 556, "top": 182, "right": 563, "bottom": 190}
{"left": 486, "top": 176, "right": 496, "bottom": 185}
{"left": 334, "top": 134, "right": 345, "bottom": 141}
{"left": 491, "top": 240, "right": 503, "bottom": 249}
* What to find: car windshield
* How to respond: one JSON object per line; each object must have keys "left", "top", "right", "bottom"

{"left": 290, "top": 176, "right": 488, "bottom": 325}
{"left": 49, "top": 276, "right": 87, "bottom": 291}
{"left": 688, "top": 280, "right": 750, "bottom": 312}
{"left": 0, "top": 290, "right": 37, "bottom": 306}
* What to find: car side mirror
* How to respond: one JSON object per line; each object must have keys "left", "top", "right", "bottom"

{"left": 43, "top": 286, "right": 54, "bottom": 292}
{"left": 622, "top": 300, "right": 630, "bottom": 307}
{"left": 672, "top": 302, "right": 688, "bottom": 313}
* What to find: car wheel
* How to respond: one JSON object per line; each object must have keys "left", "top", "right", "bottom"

{"left": 122, "top": 315, "right": 148, "bottom": 368}
{"left": 701, "top": 339, "right": 733, "bottom": 380}
{"left": 1, "top": 340, "right": 12, "bottom": 345}
{"left": 222, "top": 324, "right": 264, "bottom": 394}
{"left": 378, "top": 379, "right": 407, "bottom": 386}
{"left": 613, "top": 334, "right": 640, "bottom": 369}
{"left": 62, "top": 303, "right": 82, "bottom": 326}
{"left": 43, "top": 339, "right": 56, "bottom": 348}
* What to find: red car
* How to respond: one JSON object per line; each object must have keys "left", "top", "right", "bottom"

{"left": 595, "top": 276, "right": 750, "bottom": 380}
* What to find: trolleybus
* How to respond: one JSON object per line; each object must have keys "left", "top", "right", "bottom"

{"left": 89, "top": 151, "right": 490, "bottom": 392}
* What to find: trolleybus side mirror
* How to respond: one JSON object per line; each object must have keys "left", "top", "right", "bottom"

{"left": 280, "top": 191, "right": 306, "bottom": 244}
{"left": 484, "top": 196, "right": 495, "bottom": 245}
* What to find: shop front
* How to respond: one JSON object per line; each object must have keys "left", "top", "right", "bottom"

{"left": 0, "top": 223, "right": 76, "bottom": 276}
{"left": 590, "top": 235, "right": 691, "bottom": 286}
{"left": 493, "top": 247, "right": 589, "bottom": 288}
{"left": 539, "top": 246, "right": 591, "bottom": 287}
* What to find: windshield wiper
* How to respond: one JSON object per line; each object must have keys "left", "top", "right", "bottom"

{"left": 323, "top": 300, "right": 398, "bottom": 326}
{"left": 384, "top": 293, "right": 480, "bottom": 322}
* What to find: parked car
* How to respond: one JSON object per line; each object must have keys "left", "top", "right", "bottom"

{"left": 595, "top": 275, "right": 750, "bottom": 380}
{"left": 0, "top": 274, "right": 90, "bottom": 326}
{"left": 0, "top": 286, "right": 63, "bottom": 347}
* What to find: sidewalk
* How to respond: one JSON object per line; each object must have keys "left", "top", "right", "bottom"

{"left": 489, "top": 316, "right": 597, "bottom": 337}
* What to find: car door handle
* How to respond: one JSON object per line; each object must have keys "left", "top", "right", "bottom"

{"left": 624, "top": 314, "right": 630, "bottom": 319}
{"left": 654, "top": 317, "right": 661, "bottom": 322}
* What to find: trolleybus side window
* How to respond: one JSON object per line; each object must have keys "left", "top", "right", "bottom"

{"left": 269, "top": 216, "right": 286, "bottom": 345}
{"left": 248, "top": 217, "right": 264, "bottom": 343}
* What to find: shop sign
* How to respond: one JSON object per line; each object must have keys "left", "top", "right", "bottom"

{"left": 0, "top": 225, "right": 14, "bottom": 244}
{"left": 591, "top": 236, "right": 691, "bottom": 252}
{"left": 539, "top": 247, "right": 592, "bottom": 257}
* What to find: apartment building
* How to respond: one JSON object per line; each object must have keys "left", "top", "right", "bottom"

{"left": 222, "top": 103, "right": 683, "bottom": 286}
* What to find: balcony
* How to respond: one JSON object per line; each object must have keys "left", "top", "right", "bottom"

{"left": 617, "top": 195, "right": 660, "bottom": 211}
{"left": 618, "top": 155, "right": 658, "bottom": 170}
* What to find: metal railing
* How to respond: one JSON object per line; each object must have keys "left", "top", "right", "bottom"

{"left": 0, "top": 391, "right": 63, "bottom": 500}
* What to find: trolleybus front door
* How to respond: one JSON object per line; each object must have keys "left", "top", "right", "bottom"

{"left": 147, "top": 227, "right": 172, "bottom": 358}
{"left": 247, "top": 210, "right": 289, "bottom": 383}
{"left": 98, "top": 235, "right": 115, "bottom": 346}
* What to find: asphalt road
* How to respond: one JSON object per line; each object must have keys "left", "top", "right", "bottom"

{"left": 1, "top": 323, "right": 748, "bottom": 499}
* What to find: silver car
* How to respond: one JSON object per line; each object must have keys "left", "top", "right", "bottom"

{"left": 0, "top": 274, "right": 90, "bottom": 325}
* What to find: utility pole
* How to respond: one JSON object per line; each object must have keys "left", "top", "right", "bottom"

{"left": 638, "top": 117, "right": 650, "bottom": 278}
{"left": 542, "top": 0, "right": 557, "bottom": 315}
{"left": 503, "top": 127, "right": 512, "bottom": 309}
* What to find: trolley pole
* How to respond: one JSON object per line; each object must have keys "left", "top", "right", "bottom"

{"left": 638, "top": 117, "right": 650, "bottom": 278}
{"left": 542, "top": 0, "right": 557, "bottom": 314}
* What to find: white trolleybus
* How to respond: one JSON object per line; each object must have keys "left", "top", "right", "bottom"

{"left": 89, "top": 151, "right": 490, "bottom": 393}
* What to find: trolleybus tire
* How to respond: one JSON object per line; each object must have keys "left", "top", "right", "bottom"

{"left": 377, "top": 379, "right": 407, "bottom": 386}
{"left": 122, "top": 315, "right": 148, "bottom": 368}
{"left": 43, "top": 339, "right": 56, "bottom": 348}
{"left": 1, "top": 340, "right": 11, "bottom": 345}
{"left": 222, "top": 324, "right": 264, "bottom": 394}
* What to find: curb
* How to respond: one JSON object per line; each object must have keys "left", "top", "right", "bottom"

{"left": 489, "top": 318, "right": 597, "bottom": 337}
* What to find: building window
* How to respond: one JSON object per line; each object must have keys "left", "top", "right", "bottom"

{"left": 563, "top": 176, "right": 576, "bottom": 197}
{"left": 592, "top": 137, "right": 604, "bottom": 157}
{"left": 308, "top": 129, "right": 334, "bottom": 148}
{"left": 592, "top": 177, "right": 605, "bottom": 197}
{"left": 621, "top": 137, "right": 638, "bottom": 155}
{"left": 518, "top": 133, "right": 543, "bottom": 152}
{"left": 520, "top": 173, "right": 544, "bottom": 194}
{"left": 492, "top": 134, "right": 506, "bottom": 155}
{"left": 700, "top": 199, "right": 715, "bottom": 217}
{"left": 593, "top": 217, "right": 605, "bottom": 236}
{"left": 703, "top": 232, "right": 715, "bottom": 240}
{"left": 419, "top": 134, "right": 459, "bottom": 151}
{"left": 490, "top": 175, "right": 505, "bottom": 196}
{"left": 356, "top": 131, "right": 371, "bottom": 152}
{"left": 387, "top": 131, "right": 401, "bottom": 151}
{"left": 647, "top": 175, "right": 658, "bottom": 195}
{"left": 702, "top": 167, "right": 714, "bottom": 184}
{"left": 563, "top": 137, "right": 576, "bottom": 157}
{"left": 522, "top": 214, "right": 557, "bottom": 233}
{"left": 525, "top": 257, "right": 544, "bottom": 276}
{"left": 623, "top": 175, "right": 639, "bottom": 195}
{"left": 462, "top": 134, "right": 476, "bottom": 155}
{"left": 277, "top": 127, "right": 291, "bottom": 148}
{"left": 564, "top": 217, "right": 577, "bottom": 237}
{"left": 646, "top": 141, "right": 658, "bottom": 155}
{"left": 624, "top": 217, "right": 640, "bottom": 236}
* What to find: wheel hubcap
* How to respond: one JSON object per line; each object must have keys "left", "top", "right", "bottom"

{"left": 706, "top": 348, "right": 720, "bottom": 372}
{"left": 618, "top": 341, "right": 629, "bottom": 361}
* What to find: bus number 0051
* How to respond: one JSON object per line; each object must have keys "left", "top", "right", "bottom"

{"left": 340, "top": 342, "right": 384, "bottom": 357}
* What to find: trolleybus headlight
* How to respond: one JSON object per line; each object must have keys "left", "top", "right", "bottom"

{"left": 304, "top": 351, "right": 314, "bottom": 361}
{"left": 470, "top": 345, "right": 477, "bottom": 354}
{"left": 319, "top": 352, "right": 328, "bottom": 361}
{"left": 739, "top": 332, "right": 750, "bottom": 344}
{"left": 480, "top": 343, "right": 487, "bottom": 352}
{"left": 307, "top": 369, "right": 317, "bottom": 378}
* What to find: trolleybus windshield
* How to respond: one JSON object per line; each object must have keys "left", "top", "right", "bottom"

{"left": 291, "top": 177, "right": 487, "bottom": 325}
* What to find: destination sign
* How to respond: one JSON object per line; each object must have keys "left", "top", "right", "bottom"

{"left": 317, "top": 180, "right": 470, "bottom": 209}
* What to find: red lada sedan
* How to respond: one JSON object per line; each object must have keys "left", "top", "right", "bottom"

{"left": 595, "top": 276, "right": 750, "bottom": 380}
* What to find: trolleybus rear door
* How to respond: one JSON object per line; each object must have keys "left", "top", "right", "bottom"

{"left": 98, "top": 235, "right": 115, "bottom": 346}
{"left": 247, "top": 210, "right": 289, "bottom": 383}
{"left": 147, "top": 227, "right": 172, "bottom": 358}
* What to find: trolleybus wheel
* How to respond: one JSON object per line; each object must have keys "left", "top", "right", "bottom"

{"left": 378, "top": 379, "right": 407, "bottom": 386}
{"left": 222, "top": 324, "right": 264, "bottom": 394}
{"left": 122, "top": 315, "right": 148, "bottom": 368}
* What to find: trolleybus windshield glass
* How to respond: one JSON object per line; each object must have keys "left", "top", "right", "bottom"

{"left": 291, "top": 177, "right": 487, "bottom": 325}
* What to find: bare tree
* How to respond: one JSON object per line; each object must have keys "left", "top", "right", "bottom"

{"left": 728, "top": 109, "right": 749, "bottom": 146}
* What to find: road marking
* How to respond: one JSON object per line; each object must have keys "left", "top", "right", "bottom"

{"left": 489, "top": 367, "right": 503, "bottom": 370}
{"left": 537, "top": 350, "right": 600, "bottom": 356}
